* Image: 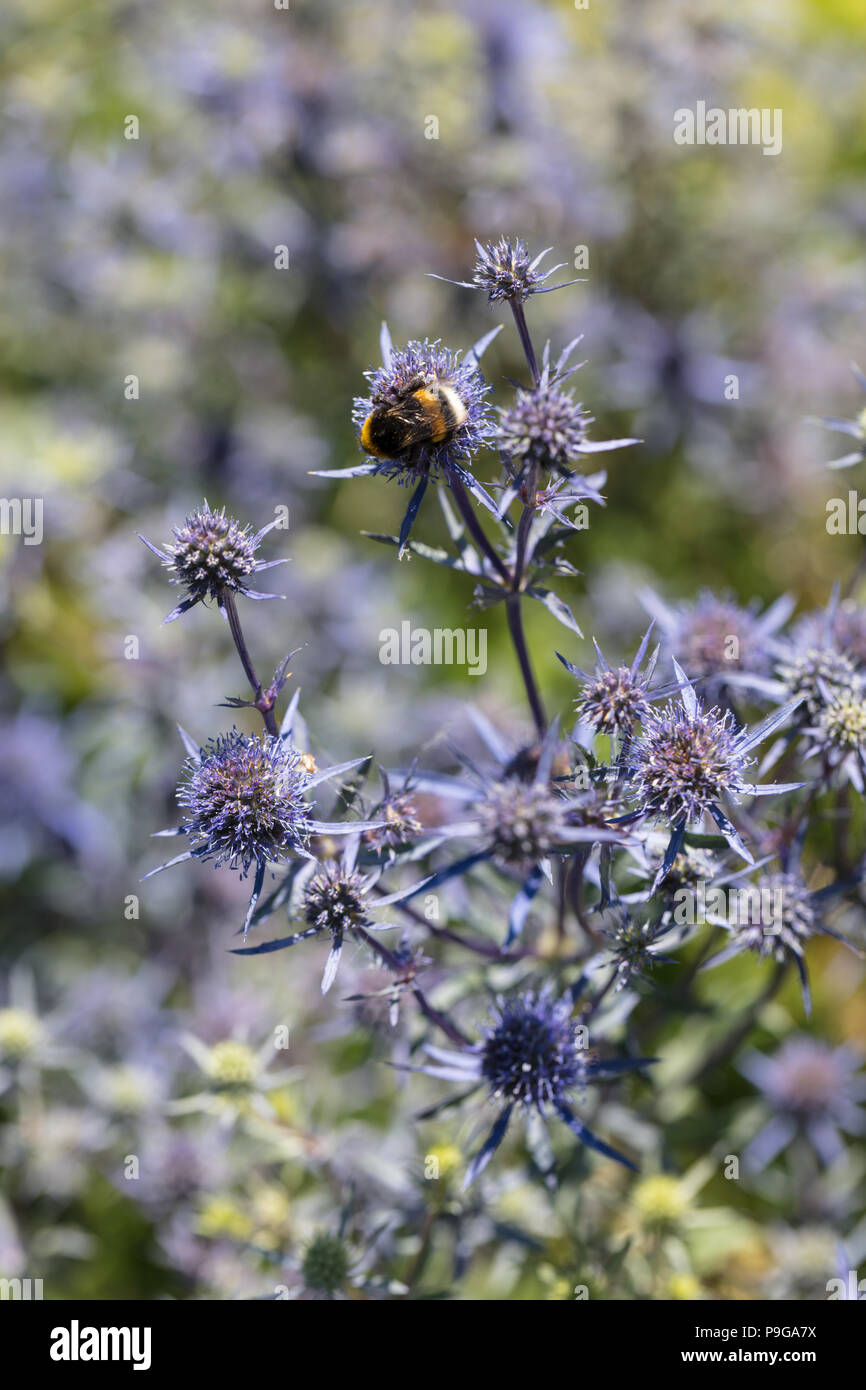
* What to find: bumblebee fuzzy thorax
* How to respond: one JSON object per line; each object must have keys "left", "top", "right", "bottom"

{"left": 360, "top": 376, "right": 468, "bottom": 464}
{"left": 353, "top": 339, "right": 493, "bottom": 482}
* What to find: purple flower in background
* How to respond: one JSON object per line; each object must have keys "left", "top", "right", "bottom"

{"left": 639, "top": 588, "right": 794, "bottom": 684}
{"left": 742, "top": 1038, "right": 866, "bottom": 1169}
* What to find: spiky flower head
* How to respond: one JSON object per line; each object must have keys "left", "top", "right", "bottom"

{"left": 139, "top": 504, "right": 282, "bottom": 622}
{"left": 499, "top": 381, "right": 590, "bottom": 478}
{"left": 301, "top": 1232, "right": 350, "bottom": 1296}
{"left": 816, "top": 685, "right": 866, "bottom": 752}
{"left": 776, "top": 645, "right": 859, "bottom": 718}
{"left": 353, "top": 339, "right": 492, "bottom": 483}
{"left": 731, "top": 872, "right": 817, "bottom": 962}
{"left": 472, "top": 236, "right": 557, "bottom": 305}
{"left": 476, "top": 778, "right": 567, "bottom": 869}
{"left": 793, "top": 600, "right": 866, "bottom": 671}
{"left": 577, "top": 666, "right": 652, "bottom": 737}
{"left": 303, "top": 862, "right": 369, "bottom": 934}
{"left": 627, "top": 700, "right": 753, "bottom": 826}
{"left": 481, "top": 991, "right": 582, "bottom": 1111}
{"left": 751, "top": 1038, "right": 864, "bottom": 1123}
{"left": 363, "top": 790, "right": 422, "bottom": 854}
{"left": 207, "top": 1040, "right": 259, "bottom": 1091}
{"left": 664, "top": 592, "right": 766, "bottom": 678}
{"left": 0, "top": 1007, "right": 43, "bottom": 1060}
{"left": 600, "top": 908, "right": 664, "bottom": 989}
{"left": 178, "top": 730, "right": 311, "bottom": 876}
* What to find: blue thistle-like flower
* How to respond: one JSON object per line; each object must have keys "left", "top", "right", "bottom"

{"left": 742, "top": 1037, "right": 866, "bottom": 1168}
{"left": 806, "top": 683, "right": 866, "bottom": 791}
{"left": 776, "top": 644, "right": 859, "bottom": 719}
{"left": 475, "top": 778, "right": 569, "bottom": 870}
{"left": 560, "top": 625, "right": 667, "bottom": 739}
{"left": 144, "top": 722, "right": 384, "bottom": 937}
{"left": 479, "top": 991, "right": 582, "bottom": 1109}
{"left": 230, "top": 836, "right": 427, "bottom": 994}
{"left": 623, "top": 662, "right": 803, "bottom": 882}
{"left": 138, "top": 503, "right": 285, "bottom": 624}
{"left": 628, "top": 702, "right": 753, "bottom": 826}
{"left": 639, "top": 587, "right": 793, "bottom": 683}
{"left": 497, "top": 338, "right": 638, "bottom": 483}
{"left": 177, "top": 730, "right": 312, "bottom": 876}
{"left": 352, "top": 338, "right": 493, "bottom": 484}
{"left": 469, "top": 237, "right": 578, "bottom": 305}
{"left": 410, "top": 988, "right": 655, "bottom": 1186}
{"left": 793, "top": 598, "right": 866, "bottom": 671}
{"left": 499, "top": 381, "right": 591, "bottom": 477}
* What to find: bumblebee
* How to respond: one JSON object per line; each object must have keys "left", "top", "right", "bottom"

{"left": 360, "top": 375, "right": 468, "bottom": 462}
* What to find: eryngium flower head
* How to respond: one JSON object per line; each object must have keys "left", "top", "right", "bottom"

{"left": 363, "top": 790, "right": 422, "bottom": 854}
{"left": 353, "top": 339, "right": 492, "bottom": 483}
{"left": 476, "top": 778, "right": 567, "bottom": 868}
{"left": 627, "top": 701, "right": 752, "bottom": 825}
{"left": 481, "top": 992, "right": 581, "bottom": 1110}
{"left": 755, "top": 1038, "right": 863, "bottom": 1121}
{"left": 793, "top": 599, "right": 866, "bottom": 671}
{"left": 472, "top": 236, "right": 556, "bottom": 305}
{"left": 139, "top": 505, "right": 283, "bottom": 622}
{"left": 178, "top": 731, "right": 311, "bottom": 876}
{"left": 776, "top": 645, "right": 859, "bottom": 718}
{"left": 817, "top": 686, "right": 866, "bottom": 752}
{"left": 303, "top": 863, "right": 369, "bottom": 933}
{"left": 743, "top": 1038, "right": 866, "bottom": 1166}
{"left": 577, "top": 666, "right": 652, "bottom": 736}
{"left": 732, "top": 872, "right": 817, "bottom": 961}
{"left": 662, "top": 594, "right": 763, "bottom": 677}
{"left": 498, "top": 382, "right": 590, "bottom": 478}
{"left": 301, "top": 1233, "right": 350, "bottom": 1296}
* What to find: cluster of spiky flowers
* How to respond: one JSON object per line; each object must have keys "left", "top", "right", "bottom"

{"left": 131, "top": 243, "right": 866, "bottom": 1287}
{"left": 776, "top": 643, "right": 859, "bottom": 719}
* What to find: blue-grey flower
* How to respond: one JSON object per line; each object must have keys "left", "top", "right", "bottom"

{"left": 144, "top": 725, "right": 384, "bottom": 935}
{"left": 702, "top": 869, "right": 861, "bottom": 1014}
{"left": 639, "top": 587, "right": 793, "bottom": 684}
{"left": 498, "top": 338, "right": 639, "bottom": 483}
{"left": 230, "top": 836, "right": 429, "bottom": 995}
{"left": 139, "top": 503, "right": 286, "bottom": 624}
{"left": 558, "top": 624, "right": 675, "bottom": 740}
{"left": 409, "top": 989, "right": 654, "bottom": 1186}
{"left": 742, "top": 1037, "right": 866, "bottom": 1168}
{"left": 623, "top": 661, "right": 803, "bottom": 885}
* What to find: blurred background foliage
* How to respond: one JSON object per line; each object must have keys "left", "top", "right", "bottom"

{"left": 1, "top": 0, "right": 865, "bottom": 1299}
